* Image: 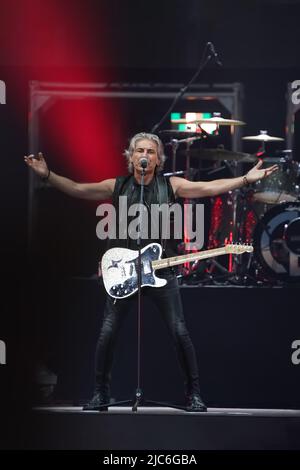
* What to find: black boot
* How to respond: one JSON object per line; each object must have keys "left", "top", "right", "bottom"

{"left": 82, "top": 387, "right": 110, "bottom": 411}
{"left": 185, "top": 392, "right": 207, "bottom": 412}
{"left": 184, "top": 380, "right": 207, "bottom": 412}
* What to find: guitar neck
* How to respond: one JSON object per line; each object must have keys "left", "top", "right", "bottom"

{"left": 152, "top": 247, "right": 229, "bottom": 270}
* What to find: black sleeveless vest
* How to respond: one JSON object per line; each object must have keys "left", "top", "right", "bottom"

{"left": 108, "top": 174, "right": 178, "bottom": 257}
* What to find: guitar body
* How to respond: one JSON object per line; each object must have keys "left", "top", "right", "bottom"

{"left": 101, "top": 243, "right": 167, "bottom": 299}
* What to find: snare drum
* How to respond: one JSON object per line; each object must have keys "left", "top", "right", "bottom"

{"left": 253, "top": 157, "right": 300, "bottom": 204}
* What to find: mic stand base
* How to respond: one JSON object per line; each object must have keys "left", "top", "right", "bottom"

{"left": 132, "top": 387, "right": 142, "bottom": 412}
{"left": 90, "top": 397, "right": 201, "bottom": 413}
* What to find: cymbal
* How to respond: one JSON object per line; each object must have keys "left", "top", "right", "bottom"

{"left": 179, "top": 148, "right": 257, "bottom": 162}
{"left": 172, "top": 117, "right": 245, "bottom": 126}
{"left": 242, "top": 132, "right": 284, "bottom": 142}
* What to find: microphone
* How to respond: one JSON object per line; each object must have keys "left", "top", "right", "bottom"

{"left": 140, "top": 157, "right": 148, "bottom": 169}
{"left": 207, "top": 42, "right": 222, "bottom": 66}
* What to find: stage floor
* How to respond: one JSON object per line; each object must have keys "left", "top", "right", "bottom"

{"left": 34, "top": 405, "right": 300, "bottom": 416}
{"left": 22, "top": 405, "right": 300, "bottom": 450}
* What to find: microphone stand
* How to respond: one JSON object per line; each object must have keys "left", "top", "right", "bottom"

{"left": 131, "top": 162, "right": 198, "bottom": 412}
{"left": 151, "top": 42, "right": 222, "bottom": 134}
{"left": 132, "top": 163, "right": 146, "bottom": 411}
{"left": 132, "top": 162, "right": 188, "bottom": 411}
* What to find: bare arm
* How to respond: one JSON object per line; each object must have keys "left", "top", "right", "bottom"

{"left": 48, "top": 173, "right": 115, "bottom": 200}
{"left": 170, "top": 160, "right": 278, "bottom": 198}
{"left": 24, "top": 152, "right": 115, "bottom": 200}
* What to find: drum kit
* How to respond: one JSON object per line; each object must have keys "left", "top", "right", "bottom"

{"left": 160, "top": 119, "right": 300, "bottom": 285}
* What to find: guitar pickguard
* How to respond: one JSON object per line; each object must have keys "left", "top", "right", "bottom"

{"left": 101, "top": 243, "right": 167, "bottom": 299}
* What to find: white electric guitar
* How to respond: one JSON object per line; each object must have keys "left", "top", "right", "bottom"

{"left": 101, "top": 242, "right": 253, "bottom": 299}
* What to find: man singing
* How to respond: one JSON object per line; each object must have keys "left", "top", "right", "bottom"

{"left": 25, "top": 132, "right": 277, "bottom": 411}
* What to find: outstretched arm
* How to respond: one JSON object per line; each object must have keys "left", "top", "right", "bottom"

{"left": 170, "top": 160, "right": 278, "bottom": 198}
{"left": 24, "top": 152, "right": 115, "bottom": 200}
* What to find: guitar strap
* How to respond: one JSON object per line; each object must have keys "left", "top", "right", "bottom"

{"left": 112, "top": 175, "right": 130, "bottom": 207}
{"left": 156, "top": 175, "right": 169, "bottom": 253}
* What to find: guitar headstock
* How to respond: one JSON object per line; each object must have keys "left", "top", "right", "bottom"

{"left": 225, "top": 243, "right": 253, "bottom": 254}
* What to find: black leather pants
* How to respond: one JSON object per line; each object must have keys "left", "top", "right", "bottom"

{"left": 94, "top": 271, "right": 200, "bottom": 396}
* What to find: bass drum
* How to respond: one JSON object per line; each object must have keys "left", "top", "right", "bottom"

{"left": 253, "top": 201, "right": 300, "bottom": 282}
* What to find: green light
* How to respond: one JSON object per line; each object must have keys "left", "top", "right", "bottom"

{"left": 171, "top": 112, "right": 181, "bottom": 120}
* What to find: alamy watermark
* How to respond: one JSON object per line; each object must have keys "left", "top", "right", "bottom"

{"left": 96, "top": 197, "right": 204, "bottom": 249}
{"left": 0, "top": 80, "right": 6, "bottom": 104}
{"left": 291, "top": 80, "right": 300, "bottom": 105}
{"left": 0, "top": 339, "right": 6, "bottom": 365}
{"left": 291, "top": 339, "right": 300, "bottom": 365}
{"left": 1, "top": 83, "right": 7, "bottom": 364}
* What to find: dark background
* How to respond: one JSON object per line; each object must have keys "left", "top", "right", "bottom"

{"left": 0, "top": 0, "right": 300, "bottom": 448}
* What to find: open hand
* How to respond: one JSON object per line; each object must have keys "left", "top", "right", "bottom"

{"left": 24, "top": 152, "right": 49, "bottom": 178}
{"left": 245, "top": 159, "right": 278, "bottom": 184}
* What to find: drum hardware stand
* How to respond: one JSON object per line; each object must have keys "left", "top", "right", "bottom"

{"left": 179, "top": 261, "right": 234, "bottom": 286}
{"left": 182, "top": 249, "right": 239, "bottom": 286}
{"left": 207, "top": 161, "right": 234, "bottom": 177}
{"left": 207, "top": 159, "right": 240, "bottom": 280}
{"left": 238, "top": 186, "right": 274, "bottom": 239}
{"left": 166, "top": 136, "right": 202, "bottom": 173}
{"left": 206, "top": 258, "right": 233, "bottom": 280}
{"left": 200, "top": 260, "right": 245, "bottom": 286}
{"left": 151, "top": 42, "right": 222, "bottom": 134}
{"left": 233, "top": 185, "right": 283, "bottom": 286}
{"left": 231, "top": 253, "right": 260, "bottom": 285}
{"left": 206, "top": 257, "right": 257, "bottom": 286}
{"left": 170, "top": 139, "right": 179, "bottom": 173}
